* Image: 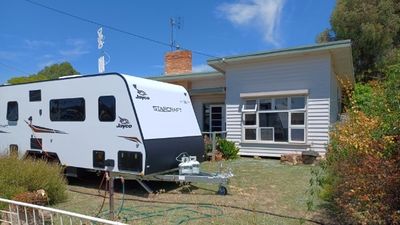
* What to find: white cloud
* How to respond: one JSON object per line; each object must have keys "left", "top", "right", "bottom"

{"left": 192, "top": 64, "right": 215, "bottom": 73}
{"left": 24, "top": 39, "right": 55, "bottom": 49}
{"left": 59, "top": 38, "right": 89, "bottom": 57}
{"left": 0, "top": 51, "right": 25, "bottom": 60}
{"left": 218, "top": 0, "right": 285, "bottom": 47}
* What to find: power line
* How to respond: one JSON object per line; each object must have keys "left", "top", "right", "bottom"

{"left": 0, "top": 61, "right": 30, "bottom": 76}
{"left": 23, "top": 0, "right": 219, "bottom": 58}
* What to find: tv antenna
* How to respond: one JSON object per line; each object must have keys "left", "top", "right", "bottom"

{"left": 97, "top": 27, "right": 110, "bottom": 73}
{"left": 170, "top": 17, "right": 183, "bottom": 51}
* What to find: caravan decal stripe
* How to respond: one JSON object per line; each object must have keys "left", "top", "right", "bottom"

{"left": 118, "top": 136, "right": 141, "bottom": 144}
{"left": 0, "top": 130, "right": 9, "bottom": 133}
{"left": 25, "top": 121, "right": 67, "bottom": 134}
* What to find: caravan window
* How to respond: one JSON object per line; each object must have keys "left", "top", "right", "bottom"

{"left": 7, "top": 101, "right": 18, "bottom": 121}
{"left": 50, "top": 98, "right": 85, "bottom": 121}
{"left": 29, "top": 90, "right": 41, "bottom": 102}
{"left": 98, "top": 96, "right": 116, "bottom": 122}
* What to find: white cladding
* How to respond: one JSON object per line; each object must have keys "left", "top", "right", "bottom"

{"left": 123, "top": 75, "right": 201, "bottom": 140}
{"left": 224, "top": 53, "right": 333, "bottom": 156}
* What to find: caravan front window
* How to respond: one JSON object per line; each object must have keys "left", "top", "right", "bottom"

{"left": 50, "top": 98, "right": 85, "bottom": 121}
{"left": 98, "top": 96, "right": 116, "bottom": 122}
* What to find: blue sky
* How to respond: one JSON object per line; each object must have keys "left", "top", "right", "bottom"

{"left": 0, "top": 0, "right": 335, "bottom": 84}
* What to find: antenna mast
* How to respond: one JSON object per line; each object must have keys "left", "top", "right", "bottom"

{"left": 170, "top": 17, "right": 183, "bottom": 51}
{"left": 97, "top": 27, "right": 110, "bottom": 73}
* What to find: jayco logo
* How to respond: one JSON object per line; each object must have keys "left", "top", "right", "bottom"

{"left": 133, "top": 84, "right": 150, "bottom": 100}
{"left": 116, "top": 116, "right": 132, "bottom": 129}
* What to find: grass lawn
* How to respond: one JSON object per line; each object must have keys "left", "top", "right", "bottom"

{"left": 55, "top": 157, "right": 326, "bottom": 225}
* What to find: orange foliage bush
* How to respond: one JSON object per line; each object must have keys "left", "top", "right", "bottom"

{"left": 323, "top": 71, "right": 400, "bottom": 224}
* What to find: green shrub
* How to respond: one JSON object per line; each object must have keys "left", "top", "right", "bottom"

{"left": 217, "top": 139, "right": 239, "bottom": 160}
{"left": 309, "top": 58, "right": 400, "bottom": 224}
{"left": 0, "top": 156, "right": 67, "bottom": 205}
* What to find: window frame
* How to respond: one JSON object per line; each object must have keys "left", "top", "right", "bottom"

{"left": 241, "top": 96, "right": 307, "bottom": 144}
{"left": 241, "top": 99, "right": 257, "bottom": 112}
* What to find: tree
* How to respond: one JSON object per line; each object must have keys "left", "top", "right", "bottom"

{"left": 317, "top": 0, "right": 400, "bottom": 81}
{"left": 8, "top": 62, "right": 79, "bottom": 84}
{"left": 316, "top": 28, "right": 336, "bottom": 43}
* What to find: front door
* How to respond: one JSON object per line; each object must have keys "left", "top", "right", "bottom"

{"left": 203, "top": 104, "right": 225, "bottom": 132}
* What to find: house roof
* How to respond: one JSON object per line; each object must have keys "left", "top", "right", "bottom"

{"left": 208, "top": 40, "right": 354, "bottom": 82}
{"left": 148, "top": 71, "right": 223, "bottom": 82}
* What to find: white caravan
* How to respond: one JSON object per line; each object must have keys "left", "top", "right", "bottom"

{"left": 0, "top": 73, "right": 204, "bottom": 175}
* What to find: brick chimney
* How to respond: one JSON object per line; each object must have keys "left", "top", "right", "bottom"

{"left": 164, "top": 50, "right": 192, "bottom": 75}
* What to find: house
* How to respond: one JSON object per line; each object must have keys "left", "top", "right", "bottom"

{"left": 151, "top": 40, "right": 354, "bottom": 157}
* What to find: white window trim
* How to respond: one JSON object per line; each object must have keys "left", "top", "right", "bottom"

{"left": 242, "top": 99, "right": 258, "bottom": 112}
{"left": 241, "top": 96, "right": 308, "bottom": 144}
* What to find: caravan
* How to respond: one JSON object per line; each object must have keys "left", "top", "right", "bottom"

{"left": 0, "top": 73, "right": 204, "bottom": 175}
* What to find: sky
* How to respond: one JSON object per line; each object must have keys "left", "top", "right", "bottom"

{"left": 0, "top": 0, "right": 336, "bottom": 84}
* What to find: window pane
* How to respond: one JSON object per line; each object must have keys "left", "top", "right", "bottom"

{"left": 243, "top": 100, "right": 256, "bottom": 110}
{"left": 291, "top": 128, "right": 304, "bottom": 141}
{"left": 29, "top": 90, "right": 41, "bottom": 102}
{"left": 259, "top": 99, "right": 272, "bottom": 110}
{"left": 211, "top": 107, "right": 222, "bottom": 113}
{"left": 50, "top": 98, "right": 85, "bottom": 121}
{"left": 275, "top": 98, "right": 288, "bottom": 110}
{"left": 291, "top": 96, "right": 305, "bottom": 109}
{"left": 212, "top": 113, "right": 222, "bottom": 119}
{"left": 99, "top": 96, "right": 116, "bottom": 122}
{"left": 259, "top": 112, "right": 288, "bottom": 141}
{"left": 244, "top": 114, "right": 256, "bottom": 125}
{"left": 245, "top": 129, "right": 256, "bottom": 140}
{"left": 291, "top": 112, "right": 305, "bottom": 125}
{"left": 260, "top": 128, "right": 273, "bottom": 141}
{"left": 7, "top": 101, "right": 18, "bottom": 121}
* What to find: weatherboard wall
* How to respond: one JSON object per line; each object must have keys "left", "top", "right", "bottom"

{"left": 224, "top": 53, "right": 333, "bottom": 156}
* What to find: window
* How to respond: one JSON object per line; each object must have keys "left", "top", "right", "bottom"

{"left": 275, "top": 98, "right": 288, "bottom": 110}
{"left": 291, "top": 96, "right": 306, "bottom": 109}
{"left": 29, "top": 90, "right": 41, "bottom": 102}
{"left": 242, "top": 100, "right": 257, "bottom": 111}
{"left": 98, "top": 96, "right": 116, "bottom": 122}
{"left": 118, "top": 151, "right": 142, "bottom": 172}
{"left": 259, "top": 112, "right": 288, "bottom": 142}
{"left": 7, "top": 101, "right": 18, "bottom": 121}
{"left": 93, "top": 151, "right": 105, "bottom": 168}
{"left": 259, "top": 99, "right": 272, "bottom": 110}
{"left": 30, "top": 138, "right": 42, "bottom": 149}
{"left": 202, "top": 104, "right": 225, "bottom": 132}
{"left": 242, "top": 96, "right": 306, "bottom": 143}
{"left": 50, "top": 98, "right": 85, "bottom": 121}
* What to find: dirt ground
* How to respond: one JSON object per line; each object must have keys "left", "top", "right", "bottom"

{"left": 55, "top": 157, "right": 329, "bottom": 225}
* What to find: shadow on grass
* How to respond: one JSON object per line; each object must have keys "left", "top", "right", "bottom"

{"left": 66, "top": 171, "right": 213, "bottom": 198}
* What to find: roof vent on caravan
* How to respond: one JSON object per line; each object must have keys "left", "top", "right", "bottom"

{"left": 58, "top": 75, "right": 82, "bottom": 79}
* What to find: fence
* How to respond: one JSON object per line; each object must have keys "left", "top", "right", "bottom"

{"left": 202, "top": 131, "right": 227, "bottom": 161}
{"left": 0, "top": 197, "right": 127, "bottom": 225}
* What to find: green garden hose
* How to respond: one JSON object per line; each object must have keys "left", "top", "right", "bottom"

{"left": 98, "top": 180, "right": 224, "bottom": 225}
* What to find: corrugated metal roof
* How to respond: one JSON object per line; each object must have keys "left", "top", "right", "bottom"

{"left": 208, "top": 40, "right": 352, "bottom": 64}
{"left": 148, "top": 71, "right": 223, "bottom": 81}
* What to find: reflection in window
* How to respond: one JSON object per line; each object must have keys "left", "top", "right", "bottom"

{"left": 7, "top": 101, "right": 18, "bottom": 121}
{"left": 99, "top": 96, "right": 116, "bottom": 122}
{"left": 275, "top": 98, "right": 288, "bottom": 110}
{"left": 50, "top": 98, "right": 85, "bottom": 121}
